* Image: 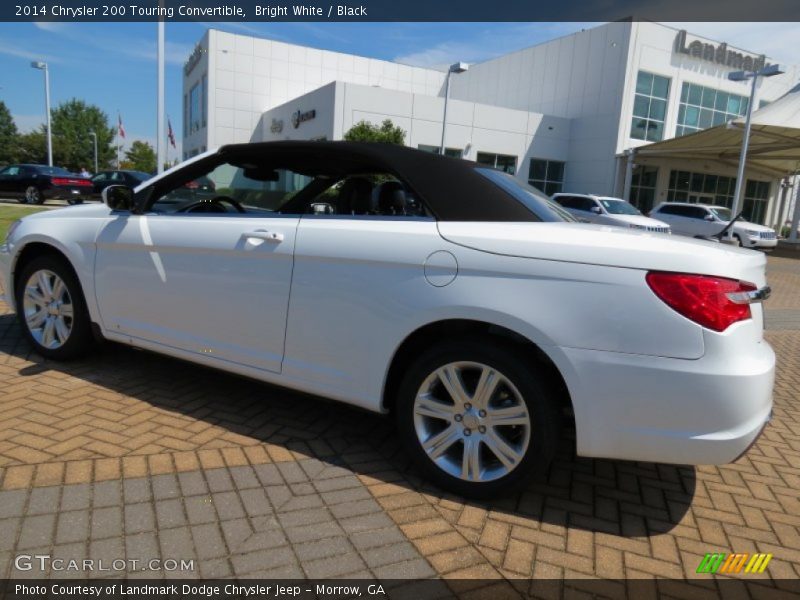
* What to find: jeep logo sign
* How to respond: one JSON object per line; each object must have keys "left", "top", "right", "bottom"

{"left": 292, "top": 109, "right": 316, "bottom": 129}
{"left": 675, "top": 30, "right": 769, "bottom": 72}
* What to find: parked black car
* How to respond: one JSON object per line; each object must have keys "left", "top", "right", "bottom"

{"left": 89, "top": 170, "right": 151, "bottom": 200}
{"left": 0, "top": 164, "right": 92, "bottom": 205}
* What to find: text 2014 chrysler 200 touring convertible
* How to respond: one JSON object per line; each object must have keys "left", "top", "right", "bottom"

{"left": 0, "top": 142, "right": 775, "bottom": 497}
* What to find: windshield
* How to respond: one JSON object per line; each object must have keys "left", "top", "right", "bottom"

{"left": 709, "top": 206, "right": 741, "bottom": 221}
{"left": 599, "top": 198, "right": 641, "bottom": 215}
{"left": 476, "top": 168, "right": 576, "bottom": 222}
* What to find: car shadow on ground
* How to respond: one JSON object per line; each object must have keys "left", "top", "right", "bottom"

{"left": 0, "top": 313, "right": 695, "bottom": 537}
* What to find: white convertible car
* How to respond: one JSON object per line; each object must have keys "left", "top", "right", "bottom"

{"left": 0, "top": 142, "right": 775, "bottom": 497}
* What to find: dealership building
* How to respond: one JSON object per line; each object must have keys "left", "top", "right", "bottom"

{"left": 182, "top": 21, "right": 800, "bottom": 226}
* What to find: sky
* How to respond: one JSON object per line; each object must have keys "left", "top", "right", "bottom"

{"left": 0, "top": 20, "right": 798, "bottom": 162}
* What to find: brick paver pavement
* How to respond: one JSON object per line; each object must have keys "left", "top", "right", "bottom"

{"left": 0, "top": 255, "right": 798, "bottom": 594}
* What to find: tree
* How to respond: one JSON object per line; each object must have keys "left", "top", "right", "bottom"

{"left": 16, "top": 131, "right": 48, "bottom": 165}
{"left": 124, "top": 140, "right": 156, "bottom": 173}
{"left": 49, "top": 99, "right": 116, "bottom": 171}
{"left": 343, "top": 119, "right": 406, "bottom": 144}
{"left": 0, "top": 101, "right": 18, "bottom": 165}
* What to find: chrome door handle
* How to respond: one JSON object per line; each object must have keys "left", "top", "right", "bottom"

{"left": 245, "top": 230, "right": 284, "bottom": 242}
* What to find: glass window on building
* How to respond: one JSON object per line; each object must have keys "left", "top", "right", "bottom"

{"left": 476, "top": 152, "right": 517, "bottom": 175}
{"left": 630, "top": 71, "right": 670, "bottom": 142}
{"left": 666, "top": 170, "right": 769, "bottom": 224}
{"left": 743, "top": 180, "right": 770, "bottom": 224}
{"left": 189, "top": 83, "right": 201, "bottom": 134}
{"left": 418, "top": 144, "right": 463, "bottom": 158}
{"left": 528, "top": 158, "right": 565, "bottom": 196}
{"left": 676, "top": 83, "right": 749, "bottom": 137}
{"left": 201, "top": 74, "right": 208, "bottom": 128}
{"left": 667, "top": 170, "right": 736, "bottom": 207}
{"left": 183, "top": 93, "right": 188, "bottom": 137}
{"left": 629, "top": 166, "right": 658, "bottom": 212}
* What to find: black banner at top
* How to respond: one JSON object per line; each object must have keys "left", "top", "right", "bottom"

{"left": 3, "top": 0, "right": 800, "bottom": 22}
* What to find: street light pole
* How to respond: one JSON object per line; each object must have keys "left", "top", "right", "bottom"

{"left": 156, "top": 17, "right": 166, "bottom": 174}
{"left": 30, "top": 61, "right": 53, "bottom": 166}
{"left": 727, "top": 63, "right": 785, "bottom": 240}
{"left": 89, "top": 131, "right": 98, "bottom": 174}
{"left": 440, "top": 62, "right": 468, "bottom": 156}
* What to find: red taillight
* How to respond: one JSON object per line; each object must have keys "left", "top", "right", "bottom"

{"left": 52, "top": 177, "right": 91, "bottom": 187}
{"left": 645, "top": 271, "right": 757, "bottom": 332}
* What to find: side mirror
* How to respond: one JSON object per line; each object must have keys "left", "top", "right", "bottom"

{"left": 704, "top": 214, "right": 715, "bottom": 221}
{"left": 590, "top": 206, "right": 602, "bottom": 214}
{"left": 102, "top": 185, "right": 134, "bottom": 211}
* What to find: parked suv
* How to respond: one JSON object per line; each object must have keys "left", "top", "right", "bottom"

{"left": 649, "top": 202, "right": 777, "bottom": 249}
{"left": 552, "top": 193, "right": 670, "bottom": 233}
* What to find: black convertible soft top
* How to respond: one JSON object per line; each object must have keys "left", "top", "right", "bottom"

{"left": 148, "top": 141, "right": 546, "bottom": 222}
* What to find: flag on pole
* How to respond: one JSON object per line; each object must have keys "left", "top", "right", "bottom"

{"left": 118, "top": 113, "right": 126, "bottom": 139}
{"left": 167, "top": 118, "right": 176, "bottom": 149}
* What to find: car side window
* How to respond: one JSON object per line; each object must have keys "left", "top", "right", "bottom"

{"left": 554, "top": 196, "right": 574, "bottom": 209}
{"left": 0, "top": 166, "right": 20, "bottom": 176}
{"left": 150, "top": 162, "right": 311, "bottom": 215}
{"left": 668, "top": 205, "right": 691, "bottom": 217}
{"left": 93, "top": 172, "right": 109, "bottom": 182}
{"left": 308, "top": 175, "right": 430, "bottom": 218}
{"left": 689, "top": 207, "right": 708, "bottom": 220}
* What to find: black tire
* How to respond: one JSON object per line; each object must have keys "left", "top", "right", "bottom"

{"left": 24, "top": 186, "right": 44, "bottom": 205}
{"left": 66, "top": 197, "right": 83, "bottom": 205}
{"left": 14, "top": 254, "right": 95, "bottom": 360}
{"left": 396, "top": 337, "right": 561, "bottom": 499}
{"left": 734, "top": 234, "right": 744, "bottom": 247}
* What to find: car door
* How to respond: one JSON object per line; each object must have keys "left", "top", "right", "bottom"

{"left": 685, "top": 206, "right": 713, "bottom": 237}
{"left": 282, "top": 177, "right": 444, "bottom": 401}
{"left": 93, "top": 161, "right": 303, "bottom": 373}
{"left": 0, "top": 166, "right": 20, "bottom": 196}
{"left": 659, "top": 206, "right": 690, "bottom": 236}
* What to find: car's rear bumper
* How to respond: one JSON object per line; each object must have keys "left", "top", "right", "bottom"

{"left": 556, "top": 330, "right": 775, "bottom": 465}
{"left": 44, "top": 186, "right": 89, "bottom": 200}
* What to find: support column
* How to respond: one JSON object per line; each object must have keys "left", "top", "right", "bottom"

{"left": 622, "top": 149, "right": 635, "bottom": 202}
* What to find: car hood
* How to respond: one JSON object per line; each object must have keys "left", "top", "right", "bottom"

{"left": 605, "top": 214, "right": 670, "bottom": 228}
{"left": 730, "top": 221, "right": 775, "bottom": 234}
{"left": 438, "top": 221, "right": 767, "bottom": 284}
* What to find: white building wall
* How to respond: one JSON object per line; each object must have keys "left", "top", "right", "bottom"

{"left": 259, "top": 82, "right": 571, "bottom": 181}
{"left": 188, "top": 29, "right": 447, "bottom": 155}
{"left": 448, "top": 22, "right": 633, "bottom": 196}
{"left": 620, "top": 21, "right": 800, "bottom": 154}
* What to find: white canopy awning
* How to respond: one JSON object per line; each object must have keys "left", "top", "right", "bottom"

{"left": 633, "top": 83, "right": 800, "bottom": 179}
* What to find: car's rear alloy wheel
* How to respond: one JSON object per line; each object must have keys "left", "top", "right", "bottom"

{"left": 25, "top": 186, "right": 43, "bottom": 204}
{"left": 413, "top": 362, "right": 531, "bottom": 483}
{"left": 397, "top": 339, "right": 560, "bottom": 498}
{"left": 15, "top": 255, "right": 94, "bottom": 359}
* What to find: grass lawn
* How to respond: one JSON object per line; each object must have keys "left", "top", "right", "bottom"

{"left": 0, "top": 205, "right": 48, "bottom": 241}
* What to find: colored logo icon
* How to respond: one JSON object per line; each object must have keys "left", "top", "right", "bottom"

{"left": 697, "top": 553, "right": 772, "bottom": 574}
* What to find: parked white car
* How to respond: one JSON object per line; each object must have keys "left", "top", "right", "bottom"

{"left": 650, "top": 202, "right": 778, "bottom": 249}
{"left": 0, "top": 142, "right": 775, "bottom": 497}
{"left": 552, "top": 193, "right": 671, "bottom": 233}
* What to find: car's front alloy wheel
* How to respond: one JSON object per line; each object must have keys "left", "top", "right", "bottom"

{"left": 397, "top": 338, "right": 560, "bottom": 498}
{"left": 15, "top": 255, "right": 94, "bottom": 359}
